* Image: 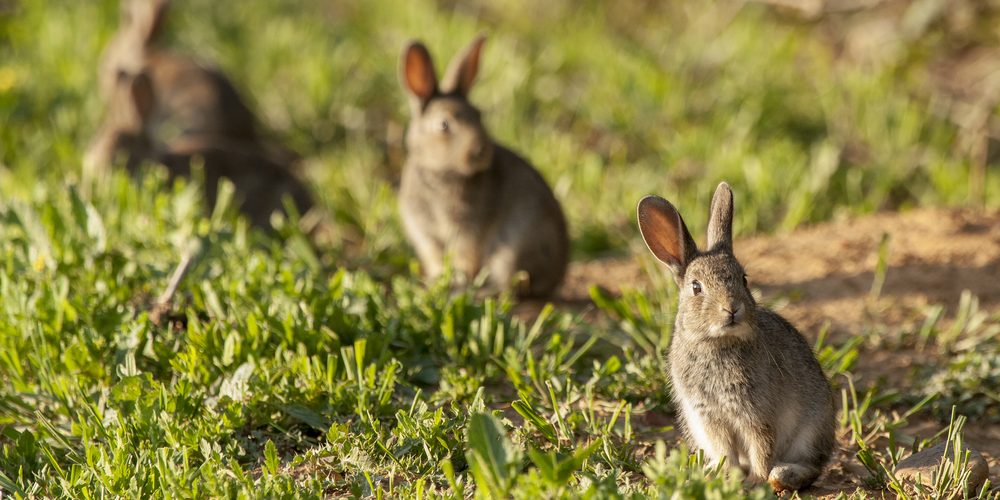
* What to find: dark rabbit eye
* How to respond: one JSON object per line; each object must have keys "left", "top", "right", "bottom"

{"left": 116, "top": 69, "right": 130, "bottom": 83}
{"left": 439, "top": 120, "right": 450, "bottom": 133}
{"left": 743, "top": 274, "right": 749, "bottom": 288}
{"left": 691, "top": 280, "right": 702, "bottom": 295}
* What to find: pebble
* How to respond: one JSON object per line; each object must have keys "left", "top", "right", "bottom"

{"left": 894, "top": 442, "right": 989, "bottom": 493}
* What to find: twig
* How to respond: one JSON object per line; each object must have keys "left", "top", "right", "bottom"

{"left": 150, "top": 244, "right": 200, "bottom": 326}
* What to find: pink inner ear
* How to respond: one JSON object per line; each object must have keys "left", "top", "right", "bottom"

{"left": 405, "top": 46, "right": 436, "bottom": 100}
{"left": 638, "top": 197, "right": 685, "bottom": 266}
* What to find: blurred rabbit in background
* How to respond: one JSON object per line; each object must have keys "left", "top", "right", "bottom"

{"left": 85, "top": 0, "right": 312, "bottom": 229}
{"left": 398, "top": 36, "right": 569, "bottom": 298}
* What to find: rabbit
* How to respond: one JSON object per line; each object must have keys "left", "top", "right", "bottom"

{"left": 86, "top": 0, "right": 267, "bottom": 171}
{"left": 398, "top": 36, "right": 569, "bottom": 298}
{"left": 636, "top": 182, "right": 835, "bottom": 492}
{"left": 95, "top": 70, "right": 313, "bottom": 229}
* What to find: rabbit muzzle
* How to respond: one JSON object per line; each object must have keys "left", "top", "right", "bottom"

{"left": 705, "top": 301, "right": 753, "bottom": 340}
{"left": 722, "top": 302, "right": 745, "bottom": 325}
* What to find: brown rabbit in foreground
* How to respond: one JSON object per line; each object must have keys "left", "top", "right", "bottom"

{"left": 86, "top": 0, "right": 259, "bottom": 171}
{"left": 398, "top": 36, "right": 569, "bottom": 298}
{"left": 98, "top": 71, "right": 313, "bottom": 228}
{"left": 636, "top": 182, "right": 835, "bottom": 492}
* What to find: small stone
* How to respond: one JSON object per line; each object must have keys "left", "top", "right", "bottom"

{"left": 894, "top": 442, "right": 989, "bottom": 492}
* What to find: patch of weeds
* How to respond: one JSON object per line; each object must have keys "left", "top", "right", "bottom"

{"left": 908, "top": 292, "right": 1000, "bottom": 421}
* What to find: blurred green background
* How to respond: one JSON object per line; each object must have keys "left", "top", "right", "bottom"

{"left": 3, "top": 0, "right": 997, "bottom": 262}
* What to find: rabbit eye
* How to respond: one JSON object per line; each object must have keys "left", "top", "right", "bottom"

{"left": 743, "top": 274, "right": 749, "bottom": 288}
{"left": 116, "top": 69, "right": 130, "bottom": 83}
{"left": 439, "top": 120, "right": 450, "bottom": 133}
{"left": 691, "top": 280, "right": 702, "bottom": 295}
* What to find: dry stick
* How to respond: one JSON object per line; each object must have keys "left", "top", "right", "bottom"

{"left": 150, "top": 246, "right": 199, "bottom": 326}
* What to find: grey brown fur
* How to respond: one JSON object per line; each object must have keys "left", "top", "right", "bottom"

{"left": 398, "top": 36, "right": 568, "bottom": 297}
{"left": 86, "top": 0, "right": 310, "bottom": 228}
{"left": 636, "top": 182, "right": 835, "bottom": 492}
{"left": 87, "top": 0, "right": 259, "bottom": 170}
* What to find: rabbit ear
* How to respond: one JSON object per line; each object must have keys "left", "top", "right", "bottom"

{"left": 126, "top": 0, "right": 170, "bottom": 46}
{"left": 707, "top": 182, "right": 734, "bottom": 250}
{"left": 637, "top": 195, "right": 698, "bottom": 278}
{"left": 401, "top": 41, "right": 438, "bottom": 110}
{"left": 440, "top": 35, "right": 485, "bottom": 96}
{"left": 130, "top": 72, "right": 155, "bottom": 121}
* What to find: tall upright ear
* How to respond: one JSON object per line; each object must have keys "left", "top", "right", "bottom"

{"left": 706, "top": 182, "right": 734, "bottom": 250}
{"left": 400, "top": 41, "right": 438, "bottom": 110}
{"left": 128, "top": 0, "right": 170, "bottom": 46}
{"left": 130, "top": 72, "right": 156, "bottom": 121}
{"left": 440, "top": 35, "right": 485, "bottom": 96}
{"left": 637, "top": 195, "right": 698, "bottom": 279}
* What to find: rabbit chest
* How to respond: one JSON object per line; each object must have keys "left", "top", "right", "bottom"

{"left": 400, "top": 164, "right": 504, "bottom": 261}
{"left": 669, "top": 338, "right": 772, "bottom": 424}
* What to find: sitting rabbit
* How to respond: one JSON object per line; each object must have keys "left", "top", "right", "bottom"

{"left": 86, "top": 0, "right": 310, "bottom": 228}
{"left": 87, "top": 0, "right": 260, "bottom": 171}
{"left": 636, "top": 182, "right": 835, "bottom": 492}
{"left": 95, "top": 70, "right": 312, "bottom": 228}
{"left": 398, "top": 36, "right": 568, "bottom": 297}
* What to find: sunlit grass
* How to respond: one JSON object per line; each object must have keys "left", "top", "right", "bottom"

{"left": 0, "top": 0, "right": 998, "bottom": 497}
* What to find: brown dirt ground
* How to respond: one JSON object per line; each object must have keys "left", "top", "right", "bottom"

{"left": 559, "top": 207, "right": 1000, "bottom": 497}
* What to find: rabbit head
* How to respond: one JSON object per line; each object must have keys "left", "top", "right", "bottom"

{"left": 84, "top": 71, "right": 156, "bottom": 172}
{"left": 400, "top": 36, "right": 494, "bottom": 175}
{"left": 637, "top": 182, "right": 757, "bottom": 340}
{"left": 98, "top": 0, "right": 169, "bottom": 102}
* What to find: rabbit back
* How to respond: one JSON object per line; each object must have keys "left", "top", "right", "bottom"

{"left": 486, "top": 146, "right": 568, "bottom": 297}
{"left": 143, "top": 51, "right": 259, "bottom": 141}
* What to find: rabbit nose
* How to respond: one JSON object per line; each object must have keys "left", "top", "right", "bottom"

{"left": 722, "top": 303, "right": 744, "bottom": 323}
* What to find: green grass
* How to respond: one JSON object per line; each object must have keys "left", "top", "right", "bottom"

{"left": 1, "top": 0, "right": 1000, "bottom": 497}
